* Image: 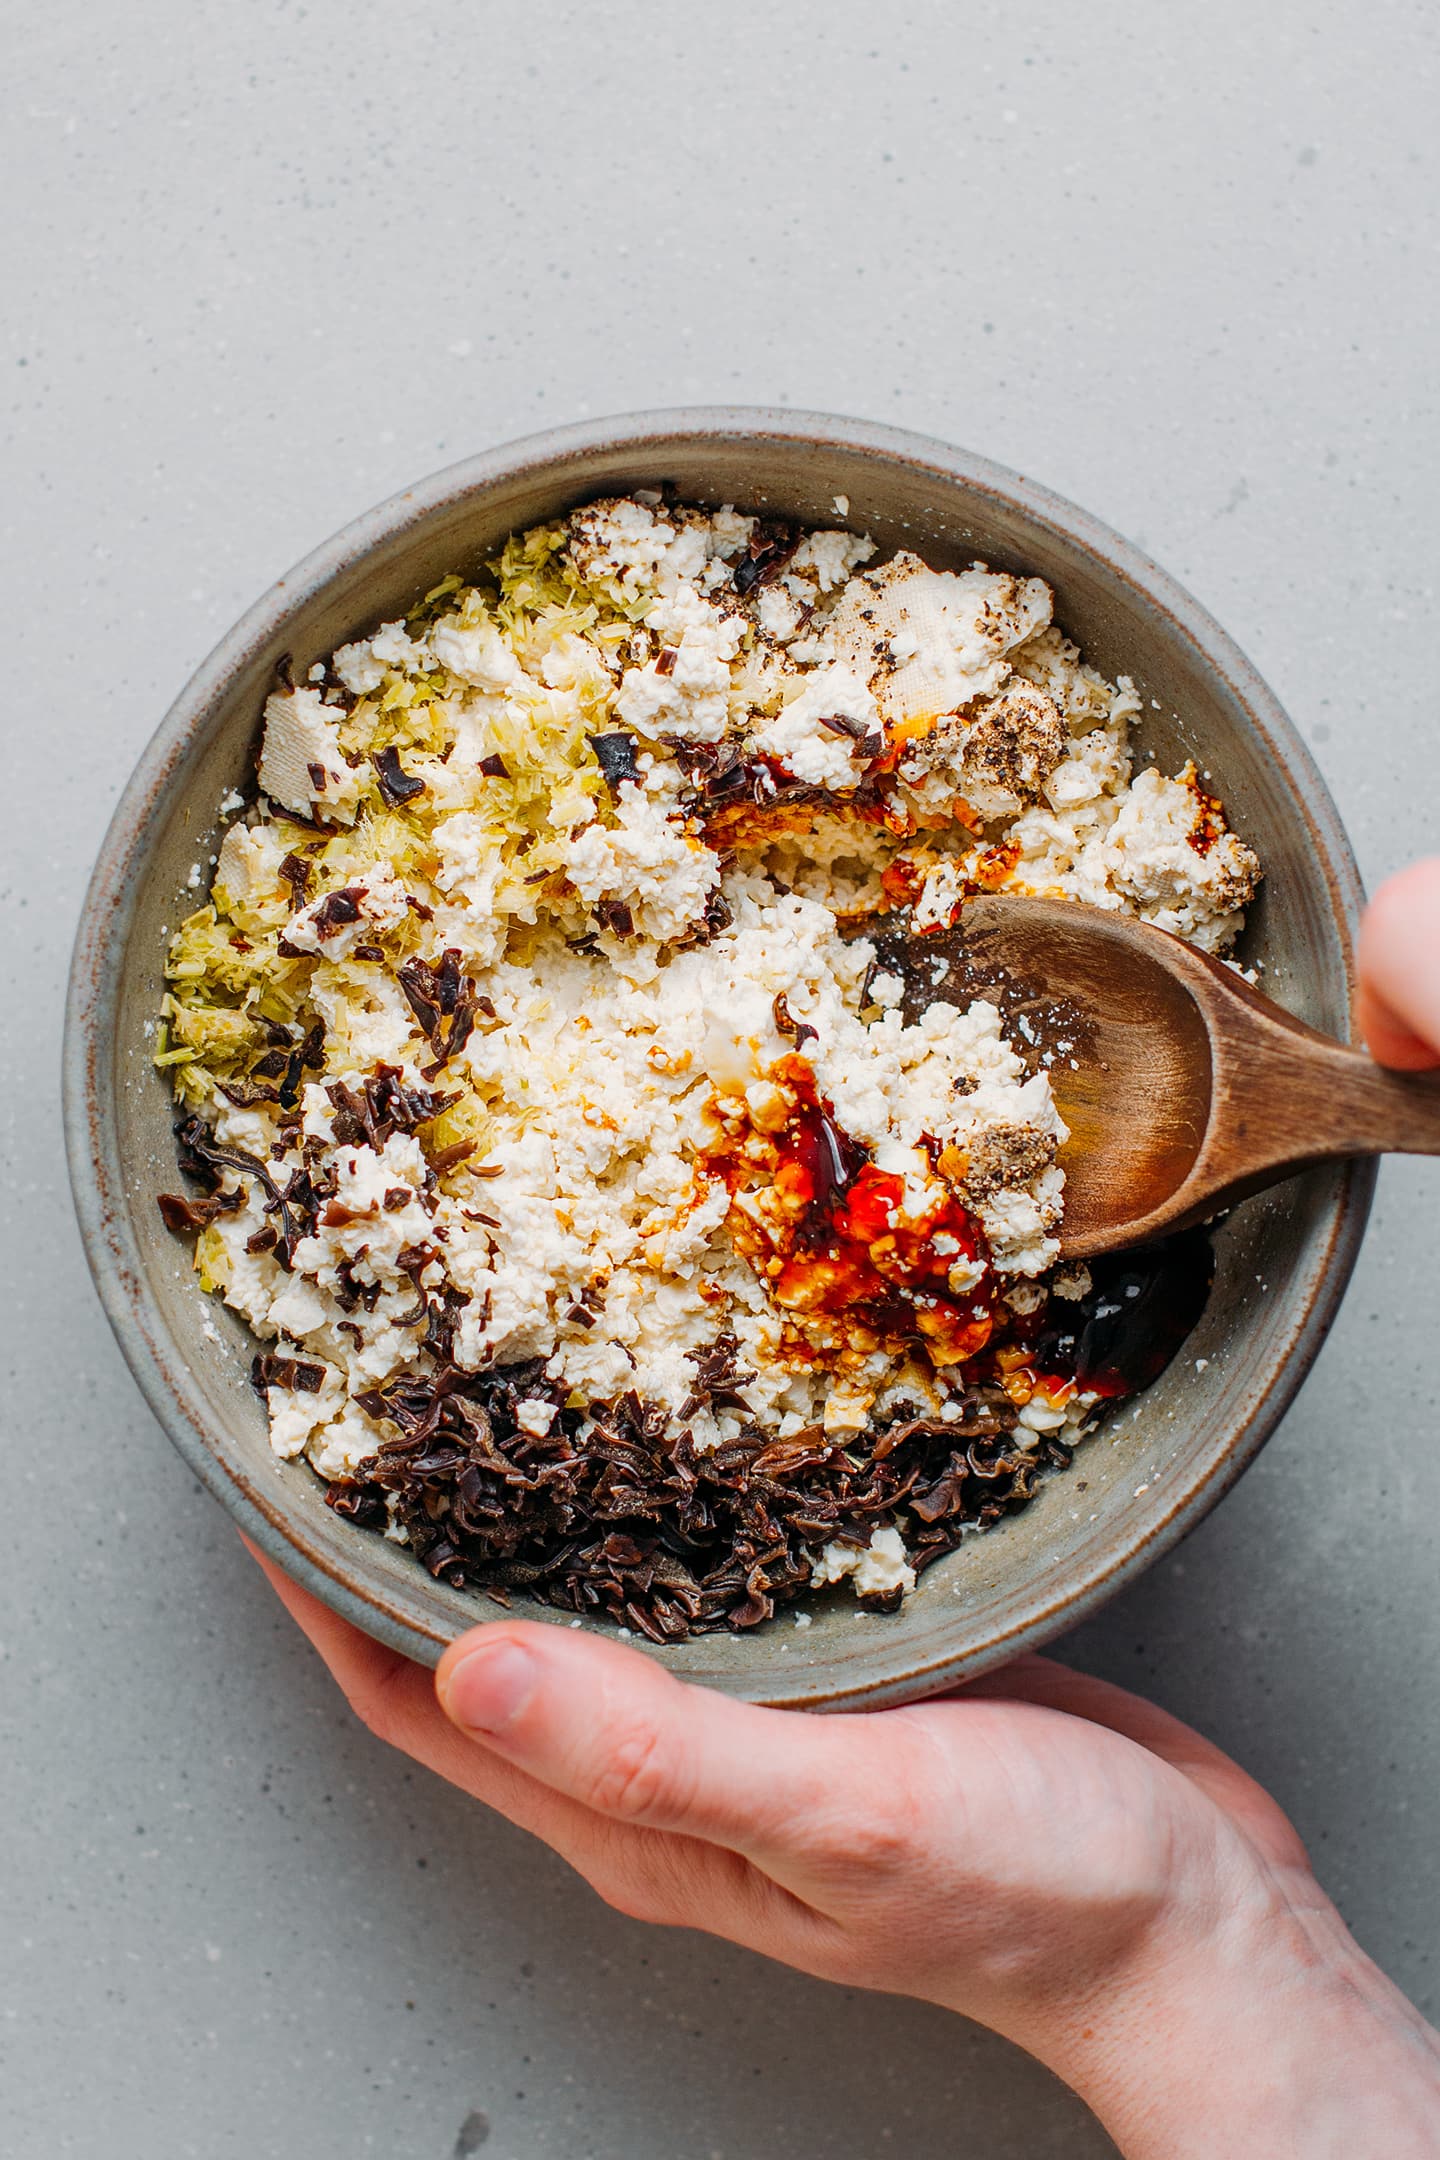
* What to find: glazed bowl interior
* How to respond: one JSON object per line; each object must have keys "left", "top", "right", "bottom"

{"left": 65, "top": 411, "right": 1372, "bottom": 1708}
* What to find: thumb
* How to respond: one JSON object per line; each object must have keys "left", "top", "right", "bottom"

{"left": 1356, "top": 859, "right": 1440, "bottom": 1070}
{"left": 435, "top": 1621, "right": 874, "bottom": 1864}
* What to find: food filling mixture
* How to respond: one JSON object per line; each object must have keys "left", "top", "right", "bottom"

{"left": 157, "top": 495, "right": 1261, "bottom": 1636}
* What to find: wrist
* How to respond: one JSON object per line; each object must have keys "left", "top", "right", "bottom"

{"left": 1038, "top": 1879, "right": 1440, "bottom": 2159}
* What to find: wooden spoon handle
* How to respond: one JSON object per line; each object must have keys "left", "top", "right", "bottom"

{"left": 1195, "top": 984, "right": 1440, "bottom": 1218}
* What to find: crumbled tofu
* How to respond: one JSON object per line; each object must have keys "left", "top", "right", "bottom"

{"left": 429, "top": 614, "right": 527, "bottom": 692}
{"left": 160, "top": 490, "right": 1261, "bottom": 1632}
{"left": 1099, "top": 765, "right": 1261, "bottom": 949}
{"left": 280, "top": 868, "right": 410, "bottom": 958}
{"left": 756, "top": 583, "right": 805, "bottom": 643}
{"left": 823, "top": 1385, "right": 876, "bottom": 1436}
{"left": 568, "top": 496, "right": 680, "bottom": 601}
{"left": 614, "top": 610, "right": 742, "bottom": 741}
{"left": 566, "top": 784, "right": 722, "bottom": 943}
{"left": 946, "top": 681, "right": 1066, "bottom": 821}
{"left": 789, "top": 527, "right": 876, "bottom": 592}
{"left": 332, "top": 620, "right": 429, "bottom": 695}
{"left": 829, "top": 553, "right": 1052, "bottom": 727}
{"left": 257, "top": 685, "right": 364, "bottom": 824}
{"left": 214, "top": 820, "right": 289, "bottom": 923}
{"left": 752, "top": 665, "right": 881, "bottom": 789}
{"left": 514, "top": 1398, "right": 558, "bottom": 1437}
{"left": 813, "top": 1526, "right": 917, "bottom": 1599}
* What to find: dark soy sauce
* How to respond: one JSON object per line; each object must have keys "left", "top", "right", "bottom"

{"left": 1026, "top": 1229, "right": 1216, "bottom": 1400}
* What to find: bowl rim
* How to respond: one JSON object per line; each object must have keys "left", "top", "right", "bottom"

{"left": 62, "top": 405, "right": 1376, "bottom": 1707}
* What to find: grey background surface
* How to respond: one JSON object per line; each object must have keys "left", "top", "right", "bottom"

{"left": 5, "top": 3, "right": 1438, "bottom": 2154}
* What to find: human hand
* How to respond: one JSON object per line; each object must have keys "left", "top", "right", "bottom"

{"left": 1357, "top": 857, "right": 1440, "bottom": 1069}
{"left": 243, "top": 861, "right": 1440, "bottom": 2153}
{"left": 253, "top": 1551, "right": 1440, "bottom": 2156}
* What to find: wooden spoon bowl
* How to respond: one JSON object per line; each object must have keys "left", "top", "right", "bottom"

{"left": 900, "top": 895, "right": 1440, "bottom": 1259}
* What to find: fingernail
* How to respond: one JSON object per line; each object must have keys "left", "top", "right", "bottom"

{"left": 442, "top": 1641, "right": 538, "bottom": 1736}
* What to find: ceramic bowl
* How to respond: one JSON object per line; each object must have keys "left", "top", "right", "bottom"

{"left": 63, "top": 409, "right": 1373, "bottom": 1708}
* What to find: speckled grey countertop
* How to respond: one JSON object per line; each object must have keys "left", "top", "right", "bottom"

{"left": 5, "top": 5, "right": 1438, "bottom": 2154}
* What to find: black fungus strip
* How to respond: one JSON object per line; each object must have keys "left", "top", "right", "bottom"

{"left": 311, "top": 888, "right": 363, "bottom": 937}
{"left": 399, "top": 951, "right": 477, "bottom": 1073}
{"left": 593, "top": 898, "right": 634, "bottom": 939}
{"left": 251, "top": 1352, "right": 326, "bottom": 1394}
{"left": 772, "top": 993, "right": 819, "bottom": 1051}
{"left": 173, "top": 1116, "right": 298, "bottom": 1254}
{"left": 326, "top": 1066, "right": 458, "bottom": 1152}
{"left": 733, "top": 521, "right": 802, "bottom": 597}
{"left": 157, "top": 1187, "right": 245, "bottom": 1233}
{"left": 278, "top": 853, "right": 312, "bottom": 905}
{"left": 216, "top": 1077, "right": 281, "bottom": 1107}
{"left": 587, "top": 731, "right": 643, "bottom": 791}
{"left": 398, "top": 959, "right": 443, "bottom": 1040}
{"left": 373, "top": 746, "right": 427, "bottom": 806}
{"left": 702, "top": 890, "right": 732, "bottom": 937}
{"left": 430, "top": 1140, "right": 476, "bottom": 1172}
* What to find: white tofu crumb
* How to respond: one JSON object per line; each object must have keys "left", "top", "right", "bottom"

{"left": 822, "top": 1385, "right": 875, "bottom": 1436}
{"left": 756, "top": 583, "right": 803, "bottom": 643}
{"left": 257, "top": 684, "right": 363, "bottom": 824}
{"left": 752, "top": 664, "right": 881, "bottom": 789}
{"left": 514, "top": 1398, "right": 558, "bottom": 1437}
{"left": 281, "top": 868, "right": 409, "bottom": 958}
{"left": 566, "top": 785, "right": 721, "bottom": 943}
{"left": 829, "top": 553, "right": 1052, "bottom": 726}
{"left": 813, "top": 1526, "right": 917, "bottom": 1600}
{"left": 790, "top": 528, "right": 876, "bottom": 592}
{"left": 333, "top": 621, "right": 430, "bottom": 694}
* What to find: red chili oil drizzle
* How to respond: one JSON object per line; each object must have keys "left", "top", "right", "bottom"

{"left": 1017, "top": 1230, "right": 1215, "bottom": 1399}
{"left": 712, "top": 1059, "right": 1215, "bottom": 1408}
{"left": 877, "top": 840, "right": 1022, "bottom": 923}
{"left": 1186, "top": 777, "right": 1228, "bottom": 858}
{"left": 723, "top": 1056, "right": 998, "bottom": 1369}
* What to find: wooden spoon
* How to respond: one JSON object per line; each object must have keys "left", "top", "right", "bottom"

{"left": 895, "top": 894, "right": 1440, "bottom": 1261}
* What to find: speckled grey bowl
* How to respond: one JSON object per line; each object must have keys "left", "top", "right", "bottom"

{"left": 64, "top": 409, "right": 1373, "bottom": 1708}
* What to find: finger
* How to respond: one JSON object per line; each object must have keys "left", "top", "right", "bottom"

{"left": 435, "top": 1619, "right": 888, "bottom": 1864}
{"left": 244, "top": 1541, "right": 601, "bottom": 1847}
{"left": 1356, "top": 859, "right": 1440, "bottom": 1069}
{"left": 244, "top": 1544, "right": 835, "bottom": 1956}
{"left": 964, "top": 1654, "right": 1309, "bottom": 1869}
